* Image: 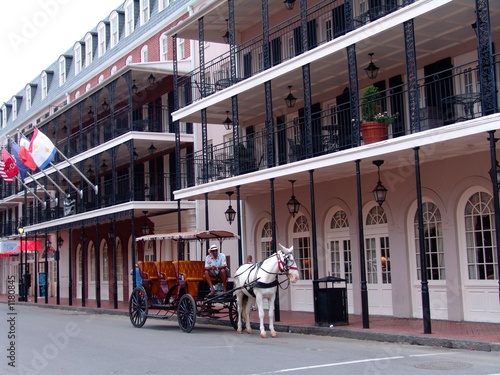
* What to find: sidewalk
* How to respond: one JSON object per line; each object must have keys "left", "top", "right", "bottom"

{"left": 1, "top": 294, "right": 499, "bottom": 352}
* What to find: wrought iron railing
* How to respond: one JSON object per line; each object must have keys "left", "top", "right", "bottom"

{"left": 184, "top": 57, "right": 498, "bottom": 186}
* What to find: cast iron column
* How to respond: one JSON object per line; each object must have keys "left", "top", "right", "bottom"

{"left": 488, "top": 131, "right": 500, "bottom": 301}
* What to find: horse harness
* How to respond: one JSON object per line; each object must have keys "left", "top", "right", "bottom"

{"left": 241, "top": 251, "right": 298, "bottom": 298}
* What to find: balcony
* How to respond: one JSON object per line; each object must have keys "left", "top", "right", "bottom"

{"left": 178, "top": 0, "right": 407, "bottom": 106}
{"left": 185, "top": 57, "right": 497, "bottom": 185}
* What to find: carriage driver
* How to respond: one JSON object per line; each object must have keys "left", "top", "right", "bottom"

{"left": 204, "top": 244, "right": 228, "bottom": 296}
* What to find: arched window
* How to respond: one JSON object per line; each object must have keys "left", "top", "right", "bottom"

{"left": 102, "top": 243, "right": 109, "bottom": 282}
{"left": 414, "top": 202, "right": 445, "bottom": 280}
{"left": 116, "top": 238, "right": 123, "bottom": 282}
{"left": 292, "top": 215, "right": 311, "bottom": 280}
{"left": 464, "top": 191, "right": 497, "bottom": 280}
{"left": 260, "top": 221, "right": 273, "bottom": 260}
{"left": 89, "top": 244, "right": 95, "bottom": 283}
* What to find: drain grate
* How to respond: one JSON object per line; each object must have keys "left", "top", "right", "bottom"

{"left": 413, "top": 361, "right": 472, "bottom": 370}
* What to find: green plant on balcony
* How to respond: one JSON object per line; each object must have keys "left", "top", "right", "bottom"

{"left": 361, "top": 85, "right": 382, "bottom": 122}
{"left": 360, "top": 85, "right": 397, "bottom": 144}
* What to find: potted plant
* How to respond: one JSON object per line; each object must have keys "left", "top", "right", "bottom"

{"left": 360, "top": 85, "right": 398, "bottom": 144}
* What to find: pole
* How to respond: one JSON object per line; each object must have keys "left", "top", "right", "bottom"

{"left": 355, "top": 160, "right": 369, "bottom": 329}
{"left": 414, "top": 147, "right": 432, "bottom": 334}
{"left": 488, "top": 131, "right": 500, "bottom": 302}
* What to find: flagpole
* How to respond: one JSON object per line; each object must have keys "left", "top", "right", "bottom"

{"left": 54, "top": 149, "right": 98, "bottom": 195}
{"left": 48, "top": 163, "right": 83, "bottom": 199}
{"left": 15, "top": 176, "right": 46, "bottom": 208}
{"left": 27, "top": 173, "right": 58, "bottom": 204}
{"left": 34, "top": 167, "right": 72, "bottom": 198}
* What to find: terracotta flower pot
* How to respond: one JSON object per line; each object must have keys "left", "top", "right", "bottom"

{"left": 361, "top": 121, "right": 388, "bottom": 144}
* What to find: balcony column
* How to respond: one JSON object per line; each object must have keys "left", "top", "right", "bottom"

{"left": 125, "top": 71, "right": 134, "bottom": 136}
{"left": 261, "top": 0, "right": 270, "bottom": 70}
{"left": 236, "top": 185, "right": 242, "bottom": 266}
{"left": 228, "top": 0, "right": 236, "bottom": 82}
{"left": 172, "top": 33, "right": 181, "bottom": 192}
{"left": 309, "top": 170, "right": 319, "bottom": 281}
{"left": 198, "top": 17, "right": 207, "bottom": 98}
{"left": 264, "top": 82, "right": 274, "bottom": 168}
{"left": 404, "top": 20, "right": 419, "bottom": 133}
{"left": 76, "top": 101, "right": 84, "bottom": 155}
{"left": 107, "top": 80, "right": 117, "bottom": 140}
{"left": 95, "top": 222, "right": 101, "bottom": 308}
{"left": 81, "top": 226, "right": 86, "bottom": 307}
{"left": 414, "top": 147, "right": 432, "bottom": 334}
{"left": 110, "top": 147, "right": 117, "bottom": 206}
{"left": 347, "top": 45, "right": 360, "bottom": 146}
{"left": 476, "top": 0, "right": 496, "bottom": 115}
{"left": 344, "top": 0, "right": 354, "bottom": 32}
{"left": 269, "top": 178, "right": 280, "bottom": 322}
{"left": 91, "top": 93, "right": 98, "bottom": 147}
{"left": 111, "top": 218, "right": 118, "bottom": 309}
{"left": 355, "top": 160, "right": 369, "bottom": 329}
{"left": 128, "top": 140, "right": 135, "bottom": 202}
{"left": 302, "top": 64, "right": 313, "bottom": 158}
{"left": 299, "top": 0, "right": 308, "bottom": 52}
{"left": 231, "top": 95, "right": 240, "bottom": 175}
{"left": 44, "top": 229, "right": 49, "bottom": 304}
{"left": 68, "top": 230, "right": 72, "bottom": 306}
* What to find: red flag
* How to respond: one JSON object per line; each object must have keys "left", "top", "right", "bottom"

{"left": 19, "top": 135, "right": 37, "bottom": 171}
{"left": 0, "top": 161, "right": 14, "bottom": 183}
{"left": 1, "top": 149, "right": 19, "bottom": 179}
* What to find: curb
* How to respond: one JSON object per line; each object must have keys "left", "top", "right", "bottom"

{"left": 4, "top": 301, "right": 499, "bottom": 352}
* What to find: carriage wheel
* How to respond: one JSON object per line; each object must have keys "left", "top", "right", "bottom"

{"left": 229, "top": 301, "right": 239, "bottom": 330}
{"left": 129, "top": 286, "right": 148, "bottom": 328}
{"left": 177, "top": 294, "right": 197, "bottom": 333}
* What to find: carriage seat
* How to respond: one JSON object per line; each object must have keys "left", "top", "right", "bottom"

{"left": 177, "top": 260, "right": 216, "bottom": 298}
{"left": 155, "top": 260, "right": 178, "bottom": 288}
{"left": 137, "top": 261, "right": 160, "bottom": 294}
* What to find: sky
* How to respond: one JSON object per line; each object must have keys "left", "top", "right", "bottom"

{"left": 0, "top": 1, "right": 122, "bottom": 103}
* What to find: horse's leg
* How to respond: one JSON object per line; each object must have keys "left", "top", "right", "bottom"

{"left": 267, "top": 291, "right": 277, "bottom": 338}
{"left": 244, "top": 296, "right": 253, "bottom": 334}
{"left": 235, "top": 292, "right": 244, "bottom": 334}
{"left": 255, "top": 291, "right": 267, "bottom": 338}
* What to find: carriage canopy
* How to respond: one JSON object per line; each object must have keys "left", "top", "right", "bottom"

{"left": 135, "top": 230, "right": 237, "bottom": 242}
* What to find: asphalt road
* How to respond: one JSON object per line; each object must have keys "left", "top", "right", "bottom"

{"left": 2, "top": 305, "right": 500, "bottom": 375}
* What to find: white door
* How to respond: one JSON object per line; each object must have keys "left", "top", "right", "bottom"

{"left": 364, "top": 205, "right": 392, "bottom": 316}
{"left": 328, "top": 237, "right": 353, "bottom": 315}
{"left": 76, "top": 246, "right": 82, "bottom": 299}
{"left": 101, "top": 243, "right": 109, "bottom": 300}
{"left": 116, "top": 239, "right": 124, "bottom": 301}
{"left": 88, "top": 244, "right": 96, "bottom": 300}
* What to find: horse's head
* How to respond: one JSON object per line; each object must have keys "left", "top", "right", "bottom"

{"left": 278, "top": 244, "right": 300, "bottom": 283}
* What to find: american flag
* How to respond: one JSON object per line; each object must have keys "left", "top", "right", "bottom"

{"left": 0, "top": 161, "right": 14, "bottom": 183}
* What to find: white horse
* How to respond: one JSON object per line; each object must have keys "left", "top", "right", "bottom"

{"left": 233, "top": 244, "right": 300, "bottom": 338}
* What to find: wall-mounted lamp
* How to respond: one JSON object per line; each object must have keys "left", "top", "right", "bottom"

{"left": 284, "top": 85, "right": 297, "bottom": 108}
{"left": 131, "top": 80, "right": 138, "bottom": 94}
{"left": 101, "top": 159, "right": 108, "bottom": 172}
{"left": 489, "top": 160, "right": 500, "bottom": 190}
{"left": 148, "top": 73, "right": 156, "bottom": 85}
{"left": 57, "top": 236, "right": 64, "bottom": 248}
{"left": 223, "top": 111, "right": 232, "bottom": 130}
{"left": 365, "top": 53, "right": 380, "bottom": 80}
{"left": 471, "top": 21, "right": 477, "bottom": 36}
{"left": 224, "top": 191, "right": 236, "bottom": 225}
{"left": 142, "top": 210, "right": 150, "bottom": 235}
{"left": 287, "top": 180, "right": 301, "bottom": 217}
{"left": 222, "top": 19, "right": 230, "bottom": 44}
{"left": 148, "top": 143, "right": 156, "bottom": 155}
{"left": 88, "top": 106, "right": 94, "bottom": 118}
{"left": 108, "top": 228, "right": 115, "bottom": 240}
{"left": 134, "top": 148, "right": 139, "bottom": 161}
{"left": 87, "top": 165, "right": 94, "bottom": 178}
{"left": 62, "top": 124, "right": 68, "bottom": 134}
{"left": 284, "top": 0, "right": 296, "bottom": 10}
{"left": 372, "top": 160, "right": 388, "bottom": 206}
{"left": 102, "top": 98, "right": 109, "bottom": 111}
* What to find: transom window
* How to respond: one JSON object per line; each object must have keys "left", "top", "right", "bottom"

{"left": 415, "top": 202, "right": 445, "bottom": 280}
{"left": 465, "top": 191, "right": 497, "bottom": 280}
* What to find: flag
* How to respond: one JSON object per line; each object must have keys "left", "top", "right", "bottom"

{"left": 0, "top": 161, "right": 13, "bottom": 183}
{"left": 19, "top": 135, "right": 37, "bottom": 171}
{"left": 1, "top": 149, "right": 19, "bottom": 180}
{"left": 29, "top": 128, "right": 56, "bottom": 170}
{"left": 10, "top": 141, "right": 29, "bottom": 181}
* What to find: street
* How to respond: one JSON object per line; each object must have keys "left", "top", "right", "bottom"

{"left": 2, "top": 304, "right": 500, "bottom": 375}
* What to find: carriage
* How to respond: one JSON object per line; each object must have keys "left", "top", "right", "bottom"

{"left": 128, "top": 230, "right": 300, "bottom": 336}
{"left": 128, "top": 230, "right": 246, "bottom": 333}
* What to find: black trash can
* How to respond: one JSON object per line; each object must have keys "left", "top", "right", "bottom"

{"left": 38, "top": 272, "right": 46, "bottom": 297}
{"left": 313, "top": 276, "right": 348, "bottom": 326}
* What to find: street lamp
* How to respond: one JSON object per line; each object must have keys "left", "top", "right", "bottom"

{"left": 224, "top": 192, "right": 236, "bottom": 225}
{"left": 287, "top": 180, "right": 301, "bottom": 217}
{"left": 372, "top": 160, "right": 388, "bottom": 206}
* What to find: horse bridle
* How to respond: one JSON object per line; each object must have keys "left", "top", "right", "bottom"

{"left": 276, "top": 251, "right": 298, "bottom": 276}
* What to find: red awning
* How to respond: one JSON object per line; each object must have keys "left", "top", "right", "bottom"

{"left": 18, "top": 240, "right": 43, "bottom": 251}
